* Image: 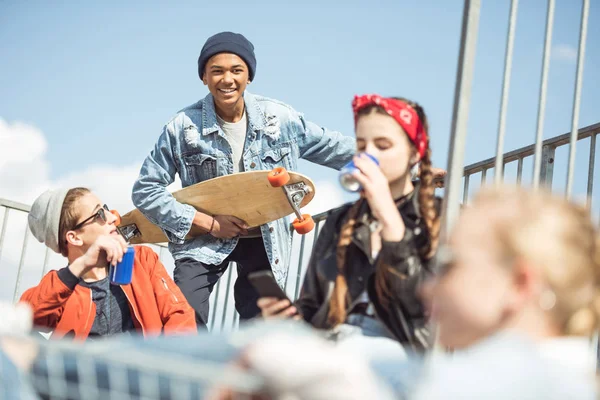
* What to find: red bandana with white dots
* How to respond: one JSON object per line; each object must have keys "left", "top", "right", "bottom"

{"left": 352, "top": 94, "right": 428, "bottom": 158}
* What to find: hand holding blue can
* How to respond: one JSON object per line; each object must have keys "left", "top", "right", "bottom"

{"left": 109, "top": 246, "right": 135, "bottom": 285}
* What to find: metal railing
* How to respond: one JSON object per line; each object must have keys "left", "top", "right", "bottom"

{"left": 439, "top": 0, "right": 596, "bottom": 363}
{"left": 461, "top": 122, "right": 599, "bottom": 204}
{"left": 442, "top": 0, "right": 591, "bottom": 234}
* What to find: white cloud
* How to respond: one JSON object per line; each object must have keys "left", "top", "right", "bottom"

{"left": 552, "top": 44, "right": 578, "bottom": 62}
{"left": 55, "top": 164, "right": 142, "bottom": 215}
{"left": 0, "top": 119, "right": 51, "bottom": 203}
{"left": 0, "top": 119, "right": 155, "bottom": 301}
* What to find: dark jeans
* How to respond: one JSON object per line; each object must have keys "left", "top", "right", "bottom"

{"left": 173, "top": 237, "right": 272, "bottom": 328}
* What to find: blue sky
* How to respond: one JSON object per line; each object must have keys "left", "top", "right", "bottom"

{"left": 0, "top": 1, "right": 599, "bottom": 301}
{"left": 1, "top": 1, "right": 598, "bottom": 200}
{"left": 0, "top": 0, "right": 459, "bottom": 191}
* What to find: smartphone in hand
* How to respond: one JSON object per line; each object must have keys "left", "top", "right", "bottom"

{"left": 249, "top": 271, "right": 299, "bottom": 317}
{"left": 248, "top": 271, "right": 291, "bottom": 301}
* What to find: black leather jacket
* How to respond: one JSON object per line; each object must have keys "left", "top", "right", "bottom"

{"left": 295, "top": 189, "right": 440, "bottom": 352}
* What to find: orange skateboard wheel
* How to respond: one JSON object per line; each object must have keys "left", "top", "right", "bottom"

{"left": 292, "top": 214, "right": 314, "bottom": 234}
{"left": 110, "top": 210, "right": 122, "bottom": 226}
{"left": 268, "top": 167, "right": 290, "bottom": 187}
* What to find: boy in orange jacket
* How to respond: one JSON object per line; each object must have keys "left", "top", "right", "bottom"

{"left": 20, "top": 187, "right": 196, "bottom": 340}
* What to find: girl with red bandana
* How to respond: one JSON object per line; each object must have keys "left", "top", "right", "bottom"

{"left": 258, "top": 95, "right": 441, "bottom": 353}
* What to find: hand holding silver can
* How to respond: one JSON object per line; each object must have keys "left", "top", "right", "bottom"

{"left": 339, "top": 153, "right": 380, "bottom": 192}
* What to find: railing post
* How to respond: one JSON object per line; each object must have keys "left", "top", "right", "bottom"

{"left": 539, "top": 145, "right": 555, "bottom": 188}
{"left": 0, "top": 209, "right": 10, "bottom": 268}
{"left": 565, "top": 0, "right": 590, "bottom": 198}
{"left": 440, "top": 0, "right": 482, "bottom": 239}
{"left": 532, "top": 0, "right": 556, "bottom": 189}
{"left": 587, "top": 133, "right": 596, "bottom": 209}
{"left": 494, "top": 0, "right": 519, "bottom": 185}
{"left": 13, "top": 224, "right": 31, "bottom": 302}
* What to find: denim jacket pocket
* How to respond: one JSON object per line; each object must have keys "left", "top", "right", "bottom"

{"left": 183, "top": 152, "right": 217, "bottom": 182}
{"left": 259, "top": 146, "right": 292, "bottom": 170}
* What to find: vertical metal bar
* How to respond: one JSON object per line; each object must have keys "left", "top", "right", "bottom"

{"left": 232, "top": 311, "right": 239, "bottom": 331}
{"left": 46, "top": 349, "right": 69, "bottom": 399}
{"left": 494, "top": 0, "right": 519, "bottom": 185}
{"left": 440, "top": 0, "right": 482, "bottom": 238}
{"left": 107, "top": 362, "right": 128, "bottom": 399}
{"left": 79, "top": 357, "right": 99, "bottom": 400}
{"left": 159, "top": 245, "right": 164, "bottom": 261}
{"left": 41, "top": 247, "right": 51, "bottom": 278}
{"left": 587, "top": 133, "right": 596, "bottom": 209}
{"left": 209, "top": 277, "right": 222, "bottom": 331}
{"left": 293, "top": 234, "right": 307, "bottom": 300}
{"left": 462, "top": 174, "right": 470, "bottom": 204}
{"left": 13, "top": 223, "right": 30, "bottom": 302}
{"left": 597, "top": 332, "right": 600, "bottom": 372}
{"left": 0, "top": 208, "right": 10, "bottom": 266}
{"left": 540, "top": 145, "right": 555, "bottom": 188}
{"left": 287, "top": 220, "right": 321, "bottom": 299}
{"left": 532, "top": 0, "right": 556, "bottom": 188}
{"left": 138, "top": 368, "right": 156, "bottom": 400}
{"left": 565, "top": 0, "right": 590, "bottom": 198}
{"left": 295, "top": 220, "right": 322, "bottom": 296}
{"left": 311, "top": 221, "right": 321, "bottom": 255}
{"left": 481, "top": 169, "right": 487, "bottom": 186}
{"left": 220, "top": 262, "right": 235, "bottom": 332}
{"left": 283, "top": 231, "right": 294, "bottom": 292}
{"left": 517, "top": 157, "right": 524, "bottom": 184}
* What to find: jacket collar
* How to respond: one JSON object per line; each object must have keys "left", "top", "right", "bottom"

{"left": 200, "top": 91, "right": 267, "bottom": 136}
{"left": 355, "top": 185, "right": 420, "bottom": 227}
{"left": 350, "top": 186, "right": 420, "bottom": 261}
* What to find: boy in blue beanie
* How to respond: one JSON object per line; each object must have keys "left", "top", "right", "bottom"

{"left": 132, "top": 31, "right": 356, "bottom": 328}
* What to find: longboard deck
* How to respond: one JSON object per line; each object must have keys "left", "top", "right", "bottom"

{"left": 119, "top": 170, "right": 315, "bottom": 244}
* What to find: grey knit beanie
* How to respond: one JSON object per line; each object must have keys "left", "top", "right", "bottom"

{"left": 28, "top": 189, "right": 69, "bottom": 254}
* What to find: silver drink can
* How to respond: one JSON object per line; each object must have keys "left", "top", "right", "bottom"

{"left": 339, "top": 153, "right": 380, "bottom": 192}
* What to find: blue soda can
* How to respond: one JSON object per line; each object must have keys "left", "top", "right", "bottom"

{"left": 110, "top": 246, "right": 135, "bottom": 285}
{"left": 339, "top": 153, "right": 380, "bottom": 192}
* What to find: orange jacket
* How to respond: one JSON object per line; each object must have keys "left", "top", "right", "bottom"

{"left": 20, "top": 245, "right": 196, "bottom": 340}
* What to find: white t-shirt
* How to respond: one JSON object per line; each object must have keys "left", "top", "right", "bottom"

{"left": 412, "top": 333, "right": 597, "bottom": 400}
{"left": 216, "top": 112, "right": 262, "bottom": 238}
{"left": 216, "top": 112, "right": 247, "bottom": 173}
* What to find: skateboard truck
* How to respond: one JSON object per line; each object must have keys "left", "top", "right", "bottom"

{"left": 118, "top": 224, "right": 141, "bottom": 242}
{"left": 110, "top": 210, "right": 140, "bottom": 242}
{"left": 283, "top": 182, "right": 312, "bottom": 221}
{"left": 268, "top": 167, "right": 315, "bottom": 234}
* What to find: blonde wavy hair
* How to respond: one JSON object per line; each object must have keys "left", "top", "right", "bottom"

{"left": 473, "top": 186, "right": 600, "bottom": 336}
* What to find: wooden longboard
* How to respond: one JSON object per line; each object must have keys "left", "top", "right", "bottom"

{"left": 118, "top": 170, "right": 315, "bottom": 244}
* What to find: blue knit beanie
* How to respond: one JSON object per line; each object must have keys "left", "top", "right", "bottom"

{"left": 197, "top": 32, "right": 257, "bottom": 81}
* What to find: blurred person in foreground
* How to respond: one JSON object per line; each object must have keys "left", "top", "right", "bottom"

{"left": 413, "top": 185, "right": 599, "bottom": 399}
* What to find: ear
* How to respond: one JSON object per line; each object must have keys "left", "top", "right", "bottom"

{"left": 507, "top": 258, "right": 539, "bottom": 311}
{"left": 65, "top": 230, "right": 84, "bottom": 248}
{"left": 410, "top": 151, "right": 421, "bottom": 168}
{"left": 201, "top": 73, "right": 208, "bottom": 86}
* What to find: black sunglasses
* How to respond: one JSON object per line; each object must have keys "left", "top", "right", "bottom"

{"left": 72, "top": 204, "right": 110, "bottom": 231}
